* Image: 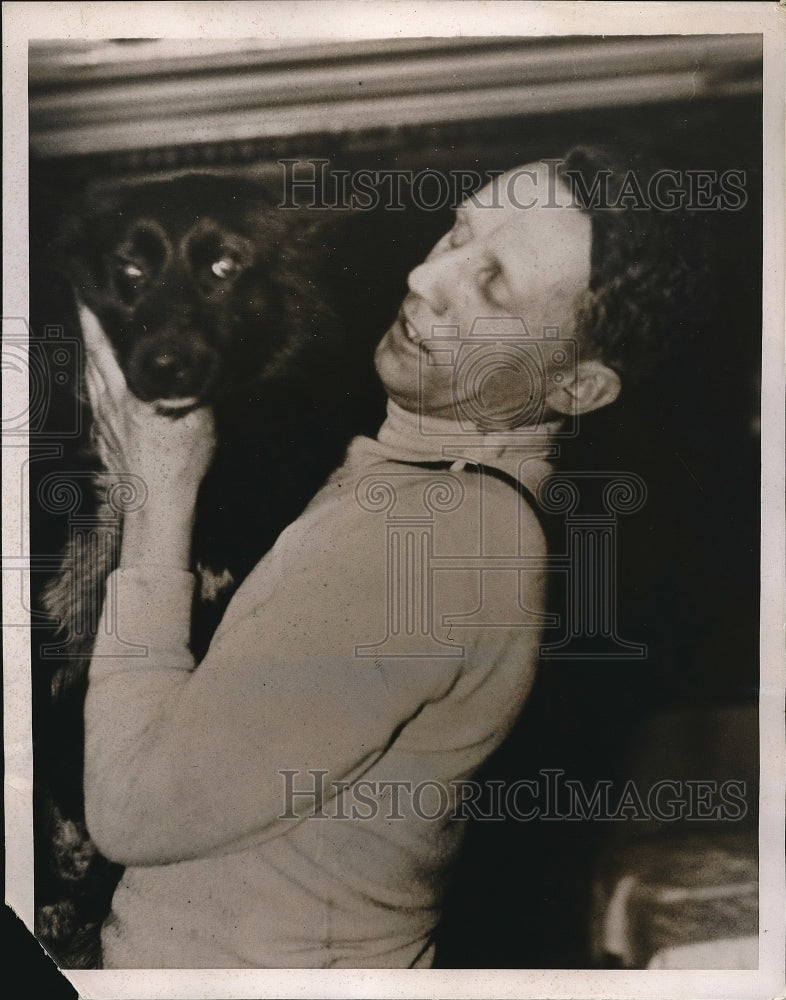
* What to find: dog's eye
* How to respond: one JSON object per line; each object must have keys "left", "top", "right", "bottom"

{"left": 114, "top": 258, "right": 149, "bottom": 304}
{"left": 211, "top": 257, "right": 238, "bottom": 280}
{"left": 119, "top": 261, "right": 145, "bottom": 280}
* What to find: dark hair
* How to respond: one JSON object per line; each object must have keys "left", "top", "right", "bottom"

{"left": 557, "top": 146, "right": 709, "bottom": 392}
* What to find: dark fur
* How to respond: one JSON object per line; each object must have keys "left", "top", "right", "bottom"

{"left": 32, "top": 172, "right": 449, "bottom": 967}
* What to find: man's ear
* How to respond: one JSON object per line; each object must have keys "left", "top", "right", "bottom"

{"left": 546, "top": 359, "right": 621, "bottom": 416}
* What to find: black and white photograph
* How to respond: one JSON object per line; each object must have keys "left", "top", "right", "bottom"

{"left": 3, "top": 3, "right": 785, "bottom": 998}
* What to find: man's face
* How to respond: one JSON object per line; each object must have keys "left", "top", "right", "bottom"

{"left": 374, "top": 162, "right": 593, "bottom": 427}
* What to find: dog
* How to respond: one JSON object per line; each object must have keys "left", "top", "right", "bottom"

{"left": 30, "top": 171, "right": 449, "bottom": 967}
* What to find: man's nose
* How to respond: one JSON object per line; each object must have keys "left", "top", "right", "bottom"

{"left": 407, "top": 253, "right": 457, "bottom": 315}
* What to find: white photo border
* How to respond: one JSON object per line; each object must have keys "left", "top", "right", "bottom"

{"left": 4, "top": 3, "right": 784, "bottom": 998}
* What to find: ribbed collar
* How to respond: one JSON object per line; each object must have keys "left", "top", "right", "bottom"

{"left": 348, "top": 400, "right": 561, "bottom": 493}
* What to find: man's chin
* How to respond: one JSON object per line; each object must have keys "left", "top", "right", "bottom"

{"left": 374, "top": 329, "right": 412, "bottom": 385}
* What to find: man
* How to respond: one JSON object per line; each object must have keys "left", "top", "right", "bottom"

{"left": 80, "top": 152, "right": 678, "bottom": 968}
{"left": 374, "top": 156, "right": 620, "bottom": 428}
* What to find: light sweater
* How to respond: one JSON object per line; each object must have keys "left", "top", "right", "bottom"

{"left": 84, "top": 402, "right": 557, "bottom": 968}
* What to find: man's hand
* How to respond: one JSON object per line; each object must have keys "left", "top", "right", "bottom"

{"left": 80, "top": 302, "right": 216, "bottom": 570}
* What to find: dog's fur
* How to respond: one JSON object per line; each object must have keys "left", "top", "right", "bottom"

{"left": 31, "top": 172, "right": 448, "bottom": 967}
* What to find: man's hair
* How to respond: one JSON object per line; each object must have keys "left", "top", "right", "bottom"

{"left": 557, "top": 146, "right": 709, "bottom": 392}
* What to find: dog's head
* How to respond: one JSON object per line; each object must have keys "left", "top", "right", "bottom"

{"left": 56, "top": 174, "right": 335, "bottom": 414}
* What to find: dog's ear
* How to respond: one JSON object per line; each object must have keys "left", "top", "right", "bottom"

{"left": 50, "top": 185, "right": 132, "bottom": 307}
{"left": 29, "top": 178, "right": 99, "bottom": 357}
{"left": 30, "top": 163, "right": 93, "bottom": 264}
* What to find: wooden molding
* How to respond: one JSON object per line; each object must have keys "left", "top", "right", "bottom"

{"left": 29, "top": 35, "right": 762, "bottom": 160}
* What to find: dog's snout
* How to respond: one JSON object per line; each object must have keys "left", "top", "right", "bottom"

{"left": 127, "top": 336, "right": 217, "bottom": 402}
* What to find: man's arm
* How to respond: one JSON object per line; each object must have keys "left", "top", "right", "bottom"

{"left": 83, "top": 508, "right": 465, "bottom": 867}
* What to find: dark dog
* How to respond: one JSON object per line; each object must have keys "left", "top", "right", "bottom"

{"left": 31, "top": 171, "right": 448, "bottom": 967}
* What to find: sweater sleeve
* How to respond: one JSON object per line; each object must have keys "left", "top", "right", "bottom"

{"left": 83, "top": 502, "right": 469, "bottom": 866}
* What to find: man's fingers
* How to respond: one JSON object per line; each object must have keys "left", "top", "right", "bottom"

{"left": 78, "top": 302, "right": 128, "bottom": 400}
{"left": 84, "top": 361, "right": 105, "bottom": 409}
{"left": 85, "top": 363, "right": 106, "bottom": 420}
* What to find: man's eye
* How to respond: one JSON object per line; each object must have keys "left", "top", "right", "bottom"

{"left": 211, "top": 257, "right": 238, "bottom": 279}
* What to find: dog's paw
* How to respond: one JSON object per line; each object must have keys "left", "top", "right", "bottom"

{"left": 51, "top": 816, "right": 98, "bottom": 881}
{"left": 35, "top": 899, "right": 79, "bottom": 944}
{"left": 196, "top": 562, "right": 235, "bottom": 603}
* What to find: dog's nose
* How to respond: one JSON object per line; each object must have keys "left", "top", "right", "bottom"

{"left": 127, "top": 336, "right": 215, "bottom": 401}
{"left": 148, "top": 350, "right": 189, "bottom": 383}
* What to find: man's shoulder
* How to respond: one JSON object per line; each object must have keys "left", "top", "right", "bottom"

{"left": 334, "top": 455, "right": 548, "bottom": 556}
